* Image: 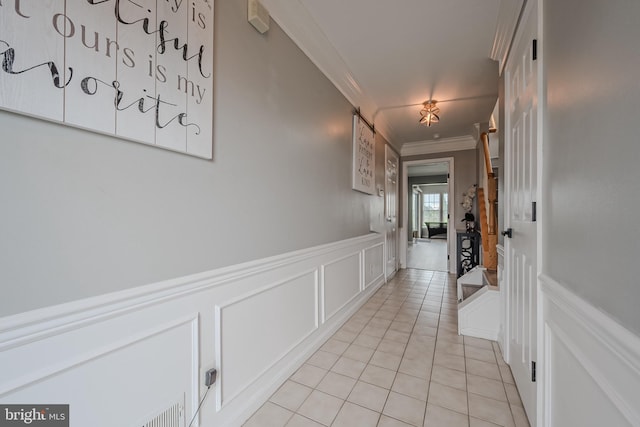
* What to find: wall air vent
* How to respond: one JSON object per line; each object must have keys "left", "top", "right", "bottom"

{"left": 139, "top": 395, "right": 185, "bottom": 427}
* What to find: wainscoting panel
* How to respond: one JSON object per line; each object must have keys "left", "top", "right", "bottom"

{"left": 216, "top": 270, "right": 319, "bottom": 409}
{"left": 540, "top": 274, "right": 640, "bottom": 427}
{"left": 0, "top": 315, "right": 198, "bottom": 427}
{"left": 322, "top": 253, "right": 361, "bottom": 322}
{"left": 0, "top": 233, "right": 385, "bottom": 427}
{"left": 364, "top": 242, "right": 385, "bottom": 289}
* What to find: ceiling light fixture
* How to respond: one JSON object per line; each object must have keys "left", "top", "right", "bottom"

{"left": 419, "top": 101, "right": 440, "bottom": 127}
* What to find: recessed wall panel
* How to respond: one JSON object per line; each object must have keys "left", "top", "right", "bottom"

{"left": 364, "top": 243, "right": 384, "bottom": 288}
{"left": 323, "top": 253, "right": 360, "bottom": 321}
{"left": 548, "top": 332, "right": 631, "bottom": 427}
{"left": 0, "top": 319, "right": 197, "bottom": 427}
{"left": 217, "top": 271, "right": 318, "bottom": 407}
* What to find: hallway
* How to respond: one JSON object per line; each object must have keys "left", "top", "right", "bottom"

{"left": 406, "top": 240, "right": 448, "bottom": 272}
{"left": 244, "top": 269, "right": 529, "bottom": 427}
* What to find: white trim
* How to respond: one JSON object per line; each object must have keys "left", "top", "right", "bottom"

{"left": 261, "top": 0, "right": 523, "bottom": 149}
{"left": 0, "top": 233, "right": 385, "bottom": 426}
{"left": 259, "top": 0, "right": 395, "bottom": 149}
{"left": 490, "top": 0, "right": 525, "bottom": 75}
{"left": 318, "top": 265, "right": 326, "bottom": 325}
{"left": 399, "top": 158, "right": 455, "bottom": 274}
{"left": 400, "top": 135, "right": 477, "bottom": 157}
{"left": 321, "top": 251, "right": 362, "bottom": 321}
{"left": 385, "top": 144, "right": 400, "bottom": 278}
{"left": 364, "top": 242, "right": 385, "bottom": 289}
{"left": 0, "top": 233, "right": 381, "bottom": 350}
{"left": 0, "top": 314, "right": 199, "bottom": 397}
{"left": 496, "top": 244, "right": 506, "bottom": 358}
{"left": 214, "top": 269, "right": 320, "bottom": 410}
{"left": 359, "top": 250, "right": 365, "bottom": 292}
{"left": 539, "top": 274, "right": 640, "bottom": 426}
{"left": 227, "top": 277, "right": 385, "bottom": 426}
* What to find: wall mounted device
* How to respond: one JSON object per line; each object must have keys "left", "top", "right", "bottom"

{"left": 205, "top": 368, "right": 217, "bottom": 387}
{"left": 248, "top": 0, "right": 270, "bottom": 34}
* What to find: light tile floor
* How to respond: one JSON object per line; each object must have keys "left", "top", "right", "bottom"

{"left": 407, "top": 240, "right": 448, "bottom": 271}
{"left": 244, "top": 269, "right": 530, "bottom": 427}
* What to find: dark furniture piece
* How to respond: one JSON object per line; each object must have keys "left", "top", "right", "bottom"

{"left": 457, "top": 231, "right": 480, "bottom": 277}
{"left": 424, "top": 222, "right": 448, "bottom": 238}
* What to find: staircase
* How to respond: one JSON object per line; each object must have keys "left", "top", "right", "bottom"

{"left": 478, "top": 131, "right": 498, "bottom": 270}
{"left": 456, "top": 131, "right": 500, "bottom": 341}
{"left": 477, "top": 188, "right": 498, "bottom": 270}
{"left": 457, "top": 266, "right": 500, "bottom": 340}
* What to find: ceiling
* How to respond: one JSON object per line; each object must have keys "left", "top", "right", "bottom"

{"left": 262, "top": 0, "right": 523, "bottom": 150}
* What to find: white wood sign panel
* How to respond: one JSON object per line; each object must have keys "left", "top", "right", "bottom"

{"left": 63, "top": 0, "right": 117, "bottom": 133}
{"left": 352, "top": 114, "right": 375, "bottom": 195}
{"left": 0, "top": 0, "right": 65, "bottom": 120}
{"left": 0, "top": 0, "right": 214, "bottom": 159}
{"left": 115, "top": 0, "right": 157, "bottom": 145}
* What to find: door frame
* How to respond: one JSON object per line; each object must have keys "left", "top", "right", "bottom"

{"left": 399, "top": 157, "right": 455, "bottom": 273}
{"left": 385, "top": 144, "right": 400, "bottom": 279}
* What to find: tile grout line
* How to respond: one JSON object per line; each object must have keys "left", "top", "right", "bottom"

{"left": 421, "top": 274, "right": 442, "bottom": 427}
{"left": 373, "top": 276, "right": 419, "bottom": 427}
{"left": 246, "top": 270, "right": 527, "bottom": 427}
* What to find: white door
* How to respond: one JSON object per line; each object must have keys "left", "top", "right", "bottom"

{"left": 385, "top": 145, "right": 399, "bottom": 279}
{"left": 504, "top": 1, "right": 539, "bottom": 424}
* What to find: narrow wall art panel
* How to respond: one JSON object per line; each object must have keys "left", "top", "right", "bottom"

{"left": 352, "top": 114, "right": 375, "bottom": 195}
{"left": 0, "top": 0, "right": 214, "bottom": 159}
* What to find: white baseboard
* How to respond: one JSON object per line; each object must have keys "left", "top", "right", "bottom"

{"left": 539, "top": 274, "right": 640, "bottom": 427}
{"left": 0, "top": 233, "right": 386, "bottom": 427}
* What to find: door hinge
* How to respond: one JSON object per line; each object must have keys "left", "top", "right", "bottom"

{"left": 532, "top": 201, "right": 537, "bottom": 222}
{"left": 532, "top": 39, "right": 538, "bottom": 61}
{"left": 447, "top": 255, "right": 450, "bottom": 260}
{"left": 447, "top": 173, "right": 450, "bottom": 179}
{"left": 531, "top": 361, "right": 537, "bottom": 382}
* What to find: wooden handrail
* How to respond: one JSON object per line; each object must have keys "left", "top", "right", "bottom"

{"left": 480, "top": 132, "right": 498, "bottom": 235}
{"left": 481, "top": 132, "right": 494, "bottom": 180}
{"left": 478, "top": 131, "right": 499, "bottom": 270}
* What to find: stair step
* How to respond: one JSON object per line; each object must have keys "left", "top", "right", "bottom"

{"left": 483, "top": 269, "right": 498, "bottom": 288}
{"left": 461, "top": 284, "right": 483, "bottom": 300}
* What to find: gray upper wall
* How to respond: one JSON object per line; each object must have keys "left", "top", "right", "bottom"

{"left": 544, "top": 0, "right": 640, "bottom": 333}
{"left": 0, "top": 0, "right": 387, "bottom": 316}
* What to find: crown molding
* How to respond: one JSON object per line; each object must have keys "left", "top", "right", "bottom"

{"left": 401, "top": 135, "right": 477, "bottom": 157}
{"left": 490, "top": 0, "right": 525, "bottom": 75}
{"left": 260, "top": 0, "right": 396, "bottom": 148}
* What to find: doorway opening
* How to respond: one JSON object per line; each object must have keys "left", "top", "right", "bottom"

{"left": 400, "top": 158, "right": 455, "bottom": 273}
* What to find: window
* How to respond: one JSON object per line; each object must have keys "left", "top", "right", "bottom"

{"left": 422, "top": 188, "right": 448, "bottom": 223}
{"left": 423, "top": 193, "right": 441, "bottom": 222}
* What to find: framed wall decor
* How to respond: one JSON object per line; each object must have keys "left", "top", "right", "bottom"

{"left": 0, "top": 0, "right": 214, "bottom": 159}
{"left": 352, "top": 113, "right": 375, "bottom": 195}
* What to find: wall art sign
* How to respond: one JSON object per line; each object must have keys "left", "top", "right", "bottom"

{"left": 352, "top": 114, "right": 375, "bottom": 195}
{"left": 0, "top": 0, "right": 214, "bottom": 159}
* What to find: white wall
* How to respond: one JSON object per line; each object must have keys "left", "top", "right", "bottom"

{"left": 0, "top": 0, "right": 387, "bottom": 316}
